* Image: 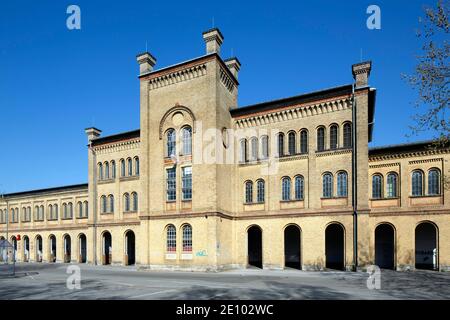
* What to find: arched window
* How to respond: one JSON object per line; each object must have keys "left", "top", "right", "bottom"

{"left": 63, "top": 203, "right": 67, "bottom": 219}
{"left": 134, "top": 157, "right": 140, "bottom": 175}
{"left": 34, "top": 206, "right": 39, "bottom": 221}
{"left": 322, "top": 173, "right": 333, "bottom": 198}
{"left": 166, "top": 225, "right": 176, "bottom": 252}
{"left": 412, "top": 170, "right": 424, "bottom": 196}
{"left": 337, "top": 171, "right": 348, "bottom": 197}
{"left": 288, "top": 132, "right": 296, "bottom": 155}
{"left": 294, "top": 175, "right": 304, "bottom": 200}
{"left": 0, "top": 210, "right": 4, "bottom": 224}
{"left": 98, "top": 163, "right": 103, "bottom": 180}
{"left": 124, "top": 193, "right": 130, "bottom": 212}
{"left": 372, "top": 174, "right": 383, "bottom": 199}
{"left": 83, "top": 201, "right": 88, "bottom": 218}
{"left": 250, "top": 137, "right": 258, "bottom": 161}
{"left": 240, "top": 139, "right": 247, "bottom": 163}
{"left": 343, "top": 122, "right": 352, "bottom": 148}
{"left": 105, "top": 162, "right": 110, "bottom": 179}
{"left": 428, "top": 169, "right": 440, "bottom": 195}
{"left": 111, "top": 160, "right": 116, "bottom": 179}
{"left": 182, "top": 126, "right": 192, "bottom": 155}
{"left": 317, "top": 127, "right": 325, "bottom": 152}
{"left": 277, "top": 133, "right": 285, "bottom": 157}
{"left": 282, "top": 177, "right": 291, "bottom": 201}
{"left": 53, "top": 204, "right": 58, "bottom": 220}
{"left": 77, "top": 202, "right": 83, "bottom": 218}
{"left": 68, "top": 203, "right": 73, "bottom": 218}
{"left": 108, "top": 195, "right": 114, "bottom": 213}
{"left": 120, "top": 159, "right": 125, "bottom": 177}
{"left": 260, "top": 135, "right": 269, "bottom": 159}
{"left": 245, "top": 181, "right": 253, "bottom": 203}
{"left": 48, "top": 205, "right": 52, "bottom": 220}
{"left": 257, "top": 179, "right": 265, "bottom": 203}
{"left": 127, "top": 158, "right": 132, "bottom": 176}
{"left": 330, "top": 124, "right": 338, "bottom": 150}
{"left": 27, "top": 207, "right": 31, "bottom": 221}
{"left": 387, "top": 173, "right": 398, "bottom": 198}
{"left": 182, "top": 225, "right": 192, "bottom": 252}
{"left": 39, "top": 205, "right": 44, "bottom": 220}
{"left": 166, "top": 129, "right": 176, "bottom": 157}
{"left": 132, "top": 192, "right": 138, "bottom": 211}
{"left": 300, "top": 130, "right": 308, "bottom": 154}
{"left": 101, "top": 196, "right": 107, "bottom": 213}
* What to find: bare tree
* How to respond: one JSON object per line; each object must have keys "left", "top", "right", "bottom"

{"left": 403, "top": 0, "right": 449, "bottom": 147}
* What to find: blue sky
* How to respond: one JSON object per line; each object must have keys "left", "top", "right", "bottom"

{"left": 0, "top": 0, "right": 439, "bottom": 193}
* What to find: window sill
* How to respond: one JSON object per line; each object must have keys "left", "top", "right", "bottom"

{"left": 100, "top": 212, "right": 114, "bottom": 215}
{"left": 370, "top": 197, "right": 399, "bottom": 201}
{"left": 76, "top": 216, "right": 88, "bottom": 219}
{"left": 409, "top": 194, "right": 441, "bottom": 198}
{"left": 98, "top": 178, "right": 115, "bottom": 184}
{"left": 124, "top": 210, "right": 137, "bottom": 214}
{"left": 280, "top": 199, "right": 304, "bottom": 203}
{"left": 119, "top": 175, "right": 139, "bottom": 182}
{"left": 61, "top": 217, "right": 73, "bottom": 220}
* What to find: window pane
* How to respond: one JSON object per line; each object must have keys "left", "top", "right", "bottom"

{"left": 372, "top": 175, "right": 382, "bottom": 199}
{"left": 167, "top": 129, "right": 176, "bottom": 157}
{"left": 251, "top": 138, "right": 258, "bottom": 160}
{"left": 387, "top": 173, "right": 397, "bottom": 197}
{"left": 127, "top": 159, "right": 132, "bottom": 176}
{"left": 317, "top": 128, "right": 325, "bottom": 151}
{"left": 300, "top": 130, "right": 308, "bottom": 153}
{"left": 412, "top": 171, "right": 423, "bottom": 196}
{"left": 240, "top": 139, "right": 247, "bottom": 162}
{"left": 135, "top": 158, "right": 140, "bottom": 175}
{"left": 343, "top": 123, "right": 352, "bottom": 148}
{"left": 245, "top": 182, "right": 253, "bottom": 203}
{"left": 282, "top": 178, "right": 291, "bottom": 201}
{"left": 167, "top": 226, "right": 176, "bottom": 252}
{"left": 182, "top": 225, "right": 192, "bottom": 252}
{"left": 278, "top": 134, "right": 284, "bottom": 156}
{"left": 257, "top": 180, "right": 265, "bottom": 203}
{"left": 295, "top": 176, "right": 304, "bottom": 200}
{"left": 323, "top": 174, "right": 332, "bottom": 198}
{"left": 167, "top": 168, "right": 176, "bottom": 201}
{"left": 288, "top": 132, "right": 296, "bottom": 155}
{"left": 337, "top": 172, "right": 348, "bottom": 197}
{"left": 428, "top": 170, "right": 440, "bottom": 195}
{"left": 261, "top": 136, "right": 269, "bottom": 159}
{"left": 330, "top": 125, "right": 338, "bottom": 150}
{"left": 182, "top": 127, "right": 192, "bottom": 155}
{"left": 182, "top": 167, "right": 192, "bottom": 200}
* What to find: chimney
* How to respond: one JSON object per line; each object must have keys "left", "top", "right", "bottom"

{"left": 352, "top": 61, "right": 372, "bottom": 88}
{"left": 85, "top": 127, "right": 101, "bottom": 144}
{"left": 224, "top": 57, "right": 241, "bottom": 79}
{"left": 202, "top": 28, "right": 224, "bottom": 55}
{"left": 136, "top": 52, "right": 157, "bottom": 75}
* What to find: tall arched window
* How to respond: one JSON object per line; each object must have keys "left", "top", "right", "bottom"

{"left": 260, "top": 135, "right": 269, "bottom": 159}
{"left": 277, "top": 133, "right": 285, "bottom": 157}
{"left": 245, "top": 181, "right": 253, "bottom": 203}
{"left": 132, "top": 192, "right": 138, "bottom": 211}
{"left": 83, "top": 201, "right": 88, "bottom": 218}
{"left": 294, "top": 175, "right": 304, "bottom": 200}
{"left": 182, "top": 126, "right": 192, "bottom": 155}
{"left": 111, "top": 160, "right": 116, "bottom": 179}
{"left": 98, "top": 163, "right": 103, "bottom": 180}
{"left": 317, "top": 127, "right": 325, "bottom": 152}
{"left": 166, "top": 129, "right": 176, "bottom": 157}
{"left": 134, "top": 157, "right": 140, "bottom": 175}
{"left": 63, "top": 203, "right": 67, "bottom": 219}
{"left": 101, "top": 196, "right": 107, "bottom": 213}
{"left": 288, "top": 132, "right": 296, "bottom": 155}
{"left": 257, "top": 179, "right": 265, "bottom": 203}
{"left": 48, "top": 205, "right": 53, "bottom": 220}
{"left": 182, "top": 225, "right": 192, "bottom": 252}
{"left": 322, "top": 173, "right": 333, "bottom": 198}
{"left": 372, "top": 174, "right": 383, "bottom": 199}
{"left": 127, "top": 158, "right": 133, "bottom": 176}
{"left": 282, "top": 177, "right": 291, "bottom": 201}
{"left": 39, "top": 205, "right": 44, "bottom": 220}
{"left": 387, "top": 173, "right": 398, "bottom": 198}
{"left": 300, "top": 130, "right": 308, "bottom": 154}
{"left": 343, "top": 122, "right": 352, "bottom": 148}
{"left": 240, "top": 139, "right": 247, "bottom": 163}
{"left": 330, "top": 124, "right": 338, "bottom": 150}
{"left": 108, "top": 195, "right": 114, "bottom": 213}
{"left": 166, "top": 225, "right": 176, "bottom": 252}
{"left": 250, "top": 137, "right": 258, "bottom": 161}
{"left": 412, "top": 170, "right": 424, "bottom": 196}
{"left": 120, "top": 159, "right": 125, "bottom": 177}
{"left": 27, "top": 207, "right": 31, "bottom": 221}
{"left": 124, "top": 193, "right": 130, "bottom": 212}
{"left": 105, "top": 162, "right": 110, "bottom": 179}
{"left": 428, "top": 169, "right": 440, "bottom": 195}
{"left": 337, "top": 171, "right": 348, "bottom": 197}
{"left": 77, "top": 202, "right": 83, "bottom": 218}
{"left": 68, "top": 203, "right": 73, "bottom": 218}
{"left": 53, "top": 204, "right": 58, "bottom": 220}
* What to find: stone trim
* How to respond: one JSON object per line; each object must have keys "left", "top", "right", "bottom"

{"left": 149, "top": 63, "right": 207, "bottom": 90}
{"left": 369, "top": 149, "right": 450, "bottom": 162}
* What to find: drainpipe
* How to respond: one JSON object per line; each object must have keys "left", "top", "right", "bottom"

{"left": 351, "top": 83, "right": 358, "bottom": 272}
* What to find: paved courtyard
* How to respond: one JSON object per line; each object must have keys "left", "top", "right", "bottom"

{"left": 0, "top": 263, "right": 449, "bottom": 299}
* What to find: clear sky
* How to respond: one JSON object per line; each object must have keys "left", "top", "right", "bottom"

{"left": 0, "top": 0, "right": 440, "bottom": 193}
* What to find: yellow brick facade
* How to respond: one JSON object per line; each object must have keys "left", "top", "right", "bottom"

{"left": 1, "top": 29, "right": 449, "bottom": 272}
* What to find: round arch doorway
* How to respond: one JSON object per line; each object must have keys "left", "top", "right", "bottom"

{"left": 247, "top": 226, "right": 263, "bottom": 269}
{"left": 284, "top": 225, "right": 301, "bottom": 270}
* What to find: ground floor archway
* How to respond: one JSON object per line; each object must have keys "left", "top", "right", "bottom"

{"left": 35, "top": 235, "right": 43, "bottom": 262}
{"left": 64, "top": 235, "right": 71, "bottom": 263}
{"left": 49, "top": 235, "right": 56, "bottom": 262}
{"left": 11, "top": 236, "right": 17, "bottom": 262}
{"left": 102, "top": 232, "right": 112, "bottom": 265}
{"left": 247, "top": 226, "right": 262, "bottom": 269}
{"left": 23, "top": 236, "right": 30, "bottom": 262}
{"left": 79, "top": 234, "right": 87, "bottom": 263}
{"left": 415, "top": 222, "right": 438, "bottom": 270}
{"left": 284, "top": 225, "right": 301, "bottom": 269}
{"left": 375, "top": 224, "right": 395, "bottom": 270}
{"left": 325, "top": 223, "right": 345, "bottom": 270}
{"left": 124, "top": 231, "right": 135, "bottom": 265}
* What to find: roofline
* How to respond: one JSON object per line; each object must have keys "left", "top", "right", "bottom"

{"left": 138, "top": 53, "right": 239, "bottom": 85}
{"left": 230, "top": 84, "right": 353, "bottom": 117}
{"left": 369, "top": 139, "right": 449, "bottom": 156}
{"left": 1, "top": 183, "right": 88, "bottom": 199}
{"left": 91, "top": 129, "right": 140, "bottom": 147}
